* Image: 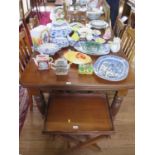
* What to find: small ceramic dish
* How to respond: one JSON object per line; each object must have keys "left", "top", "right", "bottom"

{"left": 92, "top": 29, "right": 101, "bottom": 36}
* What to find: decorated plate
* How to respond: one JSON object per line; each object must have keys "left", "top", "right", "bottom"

{"left": 93, "top": 55, "right": 129, "bottom": 81}
{"left": 74, "top": 41, "right": 110, "bottom": 55}
{"left": 64, "top": 50, "right": 92, "bottom": 64}
{"left": 90, "top": 20, "right": 108, "bottom": 29}
{"left": 50, "top": 6, "right": 65, "bottom": 21}
{"left": 70, "top": 22, "right": 85, "bottom": 31}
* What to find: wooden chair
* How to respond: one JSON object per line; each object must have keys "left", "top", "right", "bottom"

{"left": 121, "top": 26, "right": 135, "bottom": 63}
{"left": 31, "top": 0, "right": 46, "bottom": 19}
{"left": 103, "top": 0, "right": 110, "bottom": 22}
{"left": 113, "top": 17, "right": 126, "bottom": 38}
{"left": 19, "top": 28, "right": 33, "bottom": 111}
{"left": 27, "top": 15, "right": 40, "bottom": 30}
{"left": 118, "top": 0, "right": 125, "bottom": 18}
{"left": 128, "top": 9, "right": 135, "bottom": 29}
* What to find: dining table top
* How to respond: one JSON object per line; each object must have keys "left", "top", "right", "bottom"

{"left": 20, "top": 8, "right": 135, "bottom": 91}
{"left": 20, "top": 48, "right": 135, "bottom": 91}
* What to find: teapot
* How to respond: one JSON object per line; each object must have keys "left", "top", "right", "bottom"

{"left": 33, "top": 54, "right": 53, "bottom": 70}
{"left": 110, "top": 37, "right": 121, "bottom": 53}
{"left": 51, "top": 58, "right": 71, "bottom": 75}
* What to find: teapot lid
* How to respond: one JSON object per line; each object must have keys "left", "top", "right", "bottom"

{"left": 55, "top": 58, "right": 68, "bottom": 67}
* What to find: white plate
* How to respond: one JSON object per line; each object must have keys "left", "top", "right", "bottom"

{"left": 90, "top": 20, "right": 108, "bottom": 29}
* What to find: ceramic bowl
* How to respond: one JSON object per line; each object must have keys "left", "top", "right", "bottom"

{"left": 37, "top": 43, "right": 61, "bottom": 55}
{"left": 87, "top": 11, "right": 102, "bottom": 20}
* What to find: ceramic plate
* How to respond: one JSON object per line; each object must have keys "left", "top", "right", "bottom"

{"left": 90, "top": 20, "right": 108, "bottom": 29}
{"left": 50, "top": 6, "right": 64, "bottom": 21}
{"left": 64, "top": 50, "right": 92, "bottom": 64}
{"left": 74, "top": 41, "right": 110, "bottom": 55}
{"left": 93, "top": 55, "right": 129, "bottom": 81}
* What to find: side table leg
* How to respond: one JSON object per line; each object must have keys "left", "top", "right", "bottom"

{"left": 111, "top": 89, "right": 128, "bottom": 119}
{"left": 33, "top": 93, "right": 46, "bottom": 116}
{"left": 28, "top": 91, "right": 33, "bottom": 111}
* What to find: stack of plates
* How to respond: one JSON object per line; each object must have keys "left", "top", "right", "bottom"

{"left": 90, "top": 20, "right": 109, "bottom": 29}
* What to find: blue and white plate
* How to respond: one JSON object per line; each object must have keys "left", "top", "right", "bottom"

{"left": 74, "top": 41, "right": 110, "bottom": 55}
{"left": 93, "top": 55, "right": 129, "bottom": 81}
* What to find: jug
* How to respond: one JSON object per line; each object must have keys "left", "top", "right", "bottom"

{"left": 51, "top": 58, "right": 71, "bottom": 75}
{"left": 110, "top": 37, "right": 121, "bottom": 53}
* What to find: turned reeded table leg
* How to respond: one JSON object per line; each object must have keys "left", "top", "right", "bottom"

{"left": 27, "top": 88, "right": 46, "bottom": 116}
{"left": 111, "top": 89, "right": 128, "bottom": 118}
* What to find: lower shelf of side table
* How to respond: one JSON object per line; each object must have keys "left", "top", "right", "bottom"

{"left": 43, "top": 93, "right": 114, "bottom": 135}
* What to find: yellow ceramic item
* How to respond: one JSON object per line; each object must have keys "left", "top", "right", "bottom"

{"left": 95, "top": 38, "right": 106, "bottom": 44}
{"left": 64, "top": 50, "right": 92, "bottom": 64}
{"left": 71, "top": 32, "right": 80, "bottom": 41}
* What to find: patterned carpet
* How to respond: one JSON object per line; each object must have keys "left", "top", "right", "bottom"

{"left": 19, "top": 86, "right": 29, "bottom": 135}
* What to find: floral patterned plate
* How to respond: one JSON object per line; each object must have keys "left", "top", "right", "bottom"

{"left": 74, "top": 41, "right": 110, "bottom": 55}
{"left": 64, "top": 50, "right": 92, "bottom": 64}
{"left": 93, "top": 55, "right": 129, "bottom": 81}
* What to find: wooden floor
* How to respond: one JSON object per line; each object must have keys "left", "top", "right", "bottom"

{"left": 19, "top": 90, "right": 135, "bottom": 155}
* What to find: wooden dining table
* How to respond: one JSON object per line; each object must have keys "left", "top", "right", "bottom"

{"left": 20, "top": 47, "right": 135, "bottom": 115}
{"left": 19, "top": 9, "right": 135, "bottom": 150}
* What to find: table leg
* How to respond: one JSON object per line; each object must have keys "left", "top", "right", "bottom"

{"left": 70, "top": 135, "right": 106, "bottom": 150}
{"left": 110, "top": 89, "right": 128, "bottom": 118}
{"left": 27, "top": 89, "right": 46, "bottom": 116}
{"left": 33, "top": 93, "right": 46, "bottom": 116}
{"left": 27, "top": 90, "right": 33, "bottom": 111}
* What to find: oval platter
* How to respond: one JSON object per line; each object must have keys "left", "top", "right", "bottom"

{"left": 93, "top": 55, "right": 129, "bottom": 81}
{"left": 64, "top": 50, "right": 92, "bottom": 64}
{"left": 74, "top": 41, "right": 110, "bottom": 55}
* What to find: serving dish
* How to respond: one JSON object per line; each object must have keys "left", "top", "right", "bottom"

{"left": 74, "top": 41, "right": 110, "bottom": 55}
{"left": 37, "top": 43, "right": 61, "bottom": 55}
{"left": 87, "top": 10, "right": 102, "bottom": 20}
{"left": 90, "top": 20, "right": 108, "bottom": 29}
{"left": 93, "top": 55, "right": 129, "bottom": 81}
{"left": 64, "top": 50, "right": 92, "bottom": 64}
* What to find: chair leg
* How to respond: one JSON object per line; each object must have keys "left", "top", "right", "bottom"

{"left": 28, "top": 92, "right": 33, "bottom": 111}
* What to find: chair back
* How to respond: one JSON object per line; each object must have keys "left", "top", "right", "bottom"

{"left": 102, "top": 0, "right": 110, "bottom": 22}
{"left": 19, "top": 29, "right": 33, "bottom": 75}
{"left": 28, "top": 15, "right": 40, "bottom": 30}
{"left": 121, "top": 26, "right": 135, "bottom": 63}
{"left": 113, "top": 17, "right": 126, "bottom": 38}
